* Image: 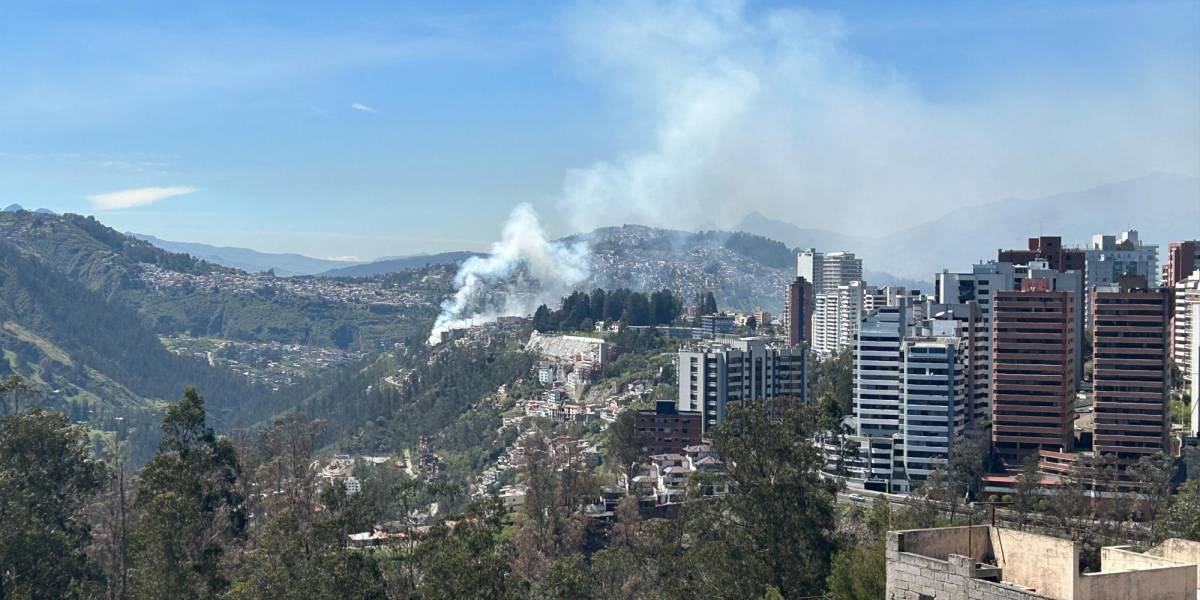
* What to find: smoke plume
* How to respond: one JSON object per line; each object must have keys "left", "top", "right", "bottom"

{"left": 427, "top": 203, "right": 589, "bottom": 344}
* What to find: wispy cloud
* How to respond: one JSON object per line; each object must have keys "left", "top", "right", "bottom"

{"left": 349, "top": 102, "right": 376, "bottom": 113}
{"left": 327, "top": 255, "right": 361, "bottom": 262}
{"left": 87, "top": 186, "right": 197, "bottom": 210}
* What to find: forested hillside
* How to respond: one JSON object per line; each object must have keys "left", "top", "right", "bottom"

{"left": 0, "top": 239, "right": 292, "bottom": 462}
{"left": 0, "top": 210, "right": 448, "bottom": 350}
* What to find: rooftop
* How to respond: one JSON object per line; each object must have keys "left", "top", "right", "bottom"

{"left": 888, "top": 525, "right": 1199, "bottom": 600}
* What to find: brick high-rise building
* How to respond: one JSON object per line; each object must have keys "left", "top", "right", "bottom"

{"left": 783, "top": 276, "right": 813, "bottom": 347}
{"left": 635, "top": 400, "right": 702, "bottom": 456}
{"left": 1164, "top": 241, "right": 1200, "bottom": 287}
{"left": 991, "top": 278, "right": 1076, "bottom": 467}
{"left": 1092, "top": 275, "right": 1170, "bottom": 466}
{"left": 997, "top": 235, "right": 1085, "bottom": 272}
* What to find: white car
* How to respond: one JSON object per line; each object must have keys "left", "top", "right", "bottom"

{"left": 847, "top": 493, "right": 866, "bottom": 502}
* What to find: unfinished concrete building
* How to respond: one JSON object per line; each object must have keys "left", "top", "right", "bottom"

{"left": 887, "top": 525, "right": 1198, "bottom": 600}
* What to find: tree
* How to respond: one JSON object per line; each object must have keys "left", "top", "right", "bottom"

{"left": 620, "top": 294, "right": 651, "bottom": 327}
{"left": 1012, "top": 454, "right": 1041, "bottom": 530}
{"left": 532, "top": 304, "right": 555, "bottom": 332}
{"left": 696, "top": 291, "right": 718, "bottom": 316}
{"left": 826, "top": 540, "right": 886, "bottom": 600}
{"left": 226, "top": 508, "right": 388, "bottom": 600}
{"left": 813, "top": 350, "right": 853, "bottom": 417}
{"left": 415, "top": 498, "right": 517, "bottom": 600}
{"left": 1157, "top": 479, "right": 1200, "bottom": 541}
{"left": 130, "top": 387, "right": 245, "bottom": 599}
{"left": 534, "top": 554, "right": 594, "bottom": 600}
{"left": 680, "top": 398, "right": 840, "bottom": 599}
{"left": 0, "top": 409, "right": 108, "bottom": 599}
{"left": 605, "top": 410, "right": 644, "bottom": 485}
{"left": 649, "top": 290, "right": 680, "bottom": 325}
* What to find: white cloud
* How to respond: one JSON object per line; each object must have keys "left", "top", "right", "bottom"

{"left": 559, "top": 0, "right": 1200, "bottom": 235}
{"left": 87, "top": 186, "right": 197, "bottom": 210}
{"left": 327, "top": 255, "right": 361, "bottom": 262}
{"left": 350, "top": 102, "right": 376, "bottom": 113}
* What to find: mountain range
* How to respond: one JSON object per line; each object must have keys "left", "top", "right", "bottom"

{"left": 131, "top": 173, "right": 1197, "bottom": 285}
{"left": 734, "top": 172, "right": 1199, "bottom": 279}
{"left": 130, "top": 233, "right": 362, "bottom": 276}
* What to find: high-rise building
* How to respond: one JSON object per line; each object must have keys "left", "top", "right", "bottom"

{"left": 937, "top": 262, "right": 1019, "bottom": 421}
{"left": 1172, "top": 270, "right": 1200, "bottom": 389}
{"left": 1192, "top": 303, "right": 1200, "bottom": 436}
{"left": 849, "top": 300, "right": 973, "bottom": 492}
{"left": 991, "top": 278, "right": 1076, "bottom": 467}
{"left": 798, "top": 248, "right": 824, "bottom": 294}
{"left": 864, "top": 285, "right": 918, "bottom": 313}
{"left": 782, "top": 276, "right": 813, "bottom": 347}
{"left": 677, "top": 337, "right": 807, "bottom": 432}
{"left": 855, "top": 304, "right": 910, "bottom": 440}
{"left": 812, "top": 281, "right": 865, "bottom": 356}
{"left": 797, "top": 248, "right": 863, "bottom": 295}
{"left": 1092, "top": 276, "right": 1169, "bottom": 466}
{"left": 823, "top": 251, "right": 863, "bottom": 291}
{"left": 895, "top": 332, "right": 969, "bottom": 491}
{"left": 1084, "top": 230, "right": 1159, "bottom": 292}
{"left": 997, "top": 235, "right": 1086, "bottom": 272}
{"left": 1164, "top": 241, "right": 1200, "bottom": 287}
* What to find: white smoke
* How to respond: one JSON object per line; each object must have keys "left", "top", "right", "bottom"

{"left": 429, "top": 0, "right": 1199, "bottom": 340}
{"left": 427, "top": 203, "right": 590, "bottom": 344}
{"left": 558, "top": 0, "right": 1200, "bottom": 235}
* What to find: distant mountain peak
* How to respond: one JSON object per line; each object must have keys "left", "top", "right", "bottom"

{"left": 3, "top": 203, "right": 23, "bottom": 212}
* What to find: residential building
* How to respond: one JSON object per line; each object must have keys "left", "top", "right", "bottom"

{"left": 887, "top": 525, "right": 1198, "bottom": 600}
{"left": 864, "top": 285, "right": 917, "bottom": 312}
{"left": 634, "top": 400, "right": 702, "bottom": 456}
{"left": 991, "top": 278, "right": 1076, "bottom": 467}
{"left": 855, "top": 304, "right": 911, "bottom": 440}
{"left": 692, "top": 313, "right": 735, "bottom": 339}
{"left": 782, "top": 276, "right": 813, "bottom": 346}
{"left": 1084, "top": 230, "right": 1159, "bottom": 293}
{"left": 850, "top": 300, "right": 974, "bottom": 492}
{"left": 1172, "top": 270, "right": 1200, "bottom": 389}
{"left": 1192, "top": 303, "right": 1200, "bottom": 436}
{"left": 813, "top": 280, "right": 866, "bottom": 356}
{"left": 1092, "top": 276, "right": 1170, "bottom": 467}
{"left": 344, "top": 477, "right": 362, "bottom": 495}
{"left": 997, "top": 235, "right": 1085, "bottom": 272}
{"left": 797, "top": 248, "right": 863, "bottom": 294}
{"left": 677, "top": 337, "right": 807, "bottom": 432}
{"left": 894, "top": 332, "right": 969, "bottom": 490}
{"left": 797, "top": 248, "right": 824, "bottom": 294}
{"left": 1164, "top": 240, "right": 1200, "bottom": 287}
{"left": 752, "top": 308, "right": 771, "bottom": 328}
{"left": 937, "top": 262, "right": 1019, "bottom": 420}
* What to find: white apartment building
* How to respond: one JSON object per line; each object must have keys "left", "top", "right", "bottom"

{"left": 1084, "top": 230, "right": 1159, "bottom": 290}
{"left": 677, "top": 337, "right": 807, "bottom": 432}
{"left": 812, "top": 281, "right": 866, "bottom": 356}
{"left": 1192, "top": 303, "right": 1199, "bottom": 436}
{"left": 798, "top": 248, "right": 864, "bottom": 295}
{"left": 850, "top": 301, "right": 972, "bottom": 493}
{"left": 1174, "top": 270, "right": 1200, "bottom": 389}
{"left": 895, "top": 332, "right": 969, "bottom": 490}
{"left": 864, "top": 285, "right": 917, "bottom": 313}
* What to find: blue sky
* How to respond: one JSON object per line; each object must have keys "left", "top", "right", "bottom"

{"left": 2, "top": 0, "right": 1197, "bottom": 260}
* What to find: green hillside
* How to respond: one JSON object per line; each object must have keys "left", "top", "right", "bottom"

{"left": 0, "top": 210, "right": 446, "bottom": 350}
{"left": 0, "top": 236, "right": 296, "bottom": 462}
